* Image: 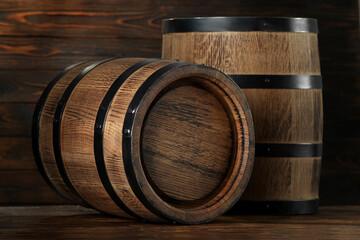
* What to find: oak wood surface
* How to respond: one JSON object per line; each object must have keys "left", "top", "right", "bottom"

{"left": 0, "top": 137, "right": 35, "bottom": 170}
{"left": 0, "top": 0, "right": 358, "bottom": 206}
{"left": 0, "top": 103, "right": 34, "bottom": 136}
{"left": 60, "top": 58, "right": 145, "bottom": 219}
{"left": 241, "top": 157, "right": 321, "bottom": 200}
{"left": 2, "top": 138, "right": 357, "bottom": 206}
{"left": 0, "top": 37, "right": 161, "bottom": 70}
{"left": 0, "top": 0, "right": 356, "bottom": 41}
{"left": 59, "top": 58, "right": 165, "bottom": 220}
{"left": 162, "top": 32, "right": 321, "bottom": 75}
{"left": 100, "top": 60, "right": 175, "bottom": 222}
{"left": 0, "top": 205, "right": 359, "bottom": 240}
{"left": 142, "top": 84, "right": 233, "bottom": 202}
{"left": 162, "top": 27, "right": 323, "bottom": 204}
{"left": 242, "top": 89, "right": 323, "bottom": 143}
{"left": 125, "top": 64, "right": 254, "bottom": 223}
{"left": 0, "top": 170, "right": 68, "bottom": 205}
{"left": 38, "top": 58, "right": 253, "bottom": 223}
{"left": 38, "top": 61, "right": 96, "bottom": 204}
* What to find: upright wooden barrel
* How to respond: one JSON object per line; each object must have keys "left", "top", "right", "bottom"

{"left": 162, "top": 17, "right": 323, "bottom": 214}
{"left": 32, "top": 58, "right": 255, "bottom": 224}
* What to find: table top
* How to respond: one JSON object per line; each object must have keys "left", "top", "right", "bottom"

{"left": 0, "top": 205, "right": 359, "bottom": 239}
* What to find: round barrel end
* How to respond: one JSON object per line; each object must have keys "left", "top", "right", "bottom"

{"left": 124, "top": 63, "right": 255, "bottom": 224}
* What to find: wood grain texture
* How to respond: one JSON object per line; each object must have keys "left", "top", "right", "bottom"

{"left": 100, "top": 59, "right": 174, "bottom": 222}
{"left": 0, "top": 205, "right": 360, "bottom": 240}
{"left": 162, "top": 23, "right": 323, "bottom": 205}
{"left": 0, "top": 37, "right": 161, "bottom": 70}
{"left": 60, "top": 58, "right": 144, "bottom": 219}
{"left": 142, "top": 84, "right": 233, "bottom": 202}
{"left": 38, "top": 61, "right": 96, "bottom": 205}
{"left": 0, "top": 70, "right": 58, "bottom": 102}
{"left": 55, "top": 58, "right": 254, "bottom": 223}
{"left": 31, "top": 58, "right": 254, "bottom": 224}
{"left": 320, "top": 138, "right": 360, "bottom": 205}
{"left": 0, "top": 103, "right": 34, "bottom": 136}
{"left": 162, "top": 32, "right": 321, "bottom": 75}
{"left": 0, "top": 137, "right": 35, "bottom": 170}
{"left": 0, "top": 0, "right": 358, "bottom": 206}
{"left": 241, "top": 89, "right": 323, "bottom": 143}
{"left": 8, "top": 137, "right": 357, "bottom": 205}
{"left": 0, "top": 0, "right": 357, "bottom": 41}
{"left": 0, "top": 170, "right": 68, "bottom": 205}
{"left": 121, "top": 63, "right": 253, "bottom": 223}
{"left": 242, "top": 157, "right": 321, "bottom": 200}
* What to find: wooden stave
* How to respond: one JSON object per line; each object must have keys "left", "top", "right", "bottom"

{"left": 56, "top": 58, "right": 142, "bottom": 219}
{"left": 33, "top": 61, "right": 95, "bottom": 206}
{"left": 161, "top": 18, "right": 323, "bottom": 214}
{"left": 39, "top": 58, "right": 255, "bottom": 223}
{"left": 94, "top": 59, "right": 167, "bottom": 222}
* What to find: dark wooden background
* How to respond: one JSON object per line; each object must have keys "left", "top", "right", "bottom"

{"left": 0, "top": 0, "right": 358, "bottom": 206}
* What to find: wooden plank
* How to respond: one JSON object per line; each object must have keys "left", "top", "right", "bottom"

{"left": 1, "top": 100, "right": 357, "bottom": 140}
{"left": 320, "top": 138, "right": 360, "bottom": 205}
{"left": 0, "top": 137, "right": 35, "bottom": 170}
{"left": 0, "top": 37, "right": 161, "bottom": 70}
{"left": 0, "top": 137, "right": 359, "bottom": 206}
{"left": 0, "top": 0, "right": 357, "bottom": 208}
{"left": 0, "top": 137, "right": 357, "bottom": 203}
{"left": 320, "top": 170, "right": 360, "bottom": 205}
{"left": 319, "top": 33, "right": 359, "bottom": 72}
{"left": 0, "top": 1, "right": 356, "bottom": 39}
{"left": 322, "top": 72, "right": 360, "bottom": 106}
{"left": 0, "top": 71, "right": 358, "bottom": 104}
{"left": 0, "top": 103, "right": 34, "bottom": 136}
{"left": 0, "top": 170, "right": 68, "bottom": 205}
{"left": 0, "top": 205, "right": 359, "bottom": 239}
{"left": 0, "top": 33, "right": 356, "bottom": 72}
{"left": 0, "top": 36, "right": 356, "bottom": 71}
{"left": 0, "top": 71, "right": 357, "bottom": 106}
{"left": 323, "top": 138, "right": 360, "bottom": 171}
{"left": 324, "top": 105, "right": 360, "bottom": 138}
{"left": 0, "top": 205, "right": 358, "bottom": 223}
{"left": 0, "top": 0, "right": 356, "bottom": 9}
{"left": 0, "top": 69, "right": 58, "bottom": 102}
{"left": 0, "top": 100, "right": 356, "bottom": 139}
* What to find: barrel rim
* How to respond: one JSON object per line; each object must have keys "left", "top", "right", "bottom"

{"left": 162, "top": 16, "right": 318, "bottom": 33}
{"left": 254, "top": 143, "right": 323, "bottom": 158}
{"left": 123, "top": 62, "right": 255, "bottom": 224}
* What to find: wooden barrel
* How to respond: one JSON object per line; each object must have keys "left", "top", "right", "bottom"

{"left": 162, "top": 17, "right": 323, "bottom": 214}
{"left": 32, "top": 58, "right": 255, "bottom": 224}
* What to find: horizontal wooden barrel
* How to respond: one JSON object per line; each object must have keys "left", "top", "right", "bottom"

{"left": 162, "top": 17, "right": 323, "bottom": 214}
{"left": 32, "top": 58, "right": 255, "bottom": 224}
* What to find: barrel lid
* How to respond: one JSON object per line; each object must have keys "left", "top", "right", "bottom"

{"left": 162, "top": 17, "right": 318, "bottom": 34}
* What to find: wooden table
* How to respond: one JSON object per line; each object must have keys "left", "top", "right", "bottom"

{"left": 0, "top": 205, "right": 359, "bottom": 239}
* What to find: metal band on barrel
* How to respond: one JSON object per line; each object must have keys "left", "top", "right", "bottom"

{"left": 32, "top": 61, "right": 87, "bottom": 204}
{"left": 229, "top": 75, "right": 322, "bottom": 89}
{"left": 163, "top": 17, "right": 318, "bottom": 33}
{"left": 94, "top": 58, "right": 161, "bottom": 220}
{"left": 53, "top": 58, "right": 117, "bottom": 210}
{"left": 255, "top": 143, "right": 323, "bottom": 158}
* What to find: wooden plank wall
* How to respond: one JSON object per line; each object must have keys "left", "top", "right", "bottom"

{"left": 0, "top": 0, "right": 358, "bottom": 205}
